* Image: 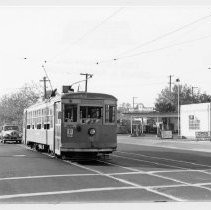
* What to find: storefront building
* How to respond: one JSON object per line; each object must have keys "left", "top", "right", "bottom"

{"left": 180, "top": 103, "right": 211, "bottom": 139}
{"left": 122, "top": 111, "right": 178, "bottom": 136}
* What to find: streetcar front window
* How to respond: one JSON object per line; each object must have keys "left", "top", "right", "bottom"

{"left": 80, "top": 106, "right": 102, "bottom": 124}
{"left": 64, "top": 104, "right": 77, "bottom": 122}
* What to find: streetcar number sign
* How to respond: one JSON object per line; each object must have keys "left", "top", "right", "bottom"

{"left": 67, "top": 128, "right": 73, "bottom": 137}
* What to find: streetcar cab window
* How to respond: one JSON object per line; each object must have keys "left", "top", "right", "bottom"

{"left": 105, "top": 105, "right": 116, "bottom": 123}
{"left": 80, "top": 106, "right": 102, "bottom": 124}
{"left": 64, "top": 104, "right": 77, "bottom": 122}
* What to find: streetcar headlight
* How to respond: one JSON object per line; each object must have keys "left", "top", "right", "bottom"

{"left": 88, "top": 128, "right": 96, "bottom": 136}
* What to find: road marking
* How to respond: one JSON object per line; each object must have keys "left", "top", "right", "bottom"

{"left": 12, "top": 155, "right": 26, "bottom": 157}
{"left": 116, "top": 151, "right": 211, "bottom": 176}
{"left": 0, "top": 186, "right": 136, "bottom": 200}
{"left": 148, "top": 169, "right": 208, "bottom": 174}
{"left": 108, "top": 153, "right": 211, "bottom": 195}
{"left": 63, "top": 160, "right": 185, "bottom": 201}
{"left": 0, "top": 173, "right": 99, "bottom": 181}
{"left": 21, "top": 145, "right": 181, "bottom": 201}
{"left": 18, "top": 143, "right": 211, "bottom": 201}
{"left": 117, "top": 151, "right": 211, "bottom": 169}
{"left": 97, "top": 159, "right": 140, "bottom": 172}
{"left": 107, "top": 170, "right": 196, "bottom": 176}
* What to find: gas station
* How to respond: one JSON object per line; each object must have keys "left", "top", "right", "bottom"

{"left": 123, "top": 111, "right": 178, "bottom": 138}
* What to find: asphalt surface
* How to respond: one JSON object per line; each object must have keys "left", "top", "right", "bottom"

{"left": 0, "top": 135, "right": 211, "bottom": 203}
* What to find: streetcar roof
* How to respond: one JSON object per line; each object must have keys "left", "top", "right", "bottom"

{"left": 24, "top": 92, "right": 117, "bottom": 111}
{"left": 61, "top": 92, "right": 117, "bottom": 101}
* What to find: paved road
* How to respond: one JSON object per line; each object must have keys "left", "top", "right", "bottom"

{"left": 0, "top": 136, "right": 211, "bottom": 203}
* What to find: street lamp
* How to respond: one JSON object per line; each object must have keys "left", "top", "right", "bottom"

{"left": 176, "top": 78, "right": 180, "bottom": 138}
{"left": 132, "top": 97, "right": 138, "bottom": 109}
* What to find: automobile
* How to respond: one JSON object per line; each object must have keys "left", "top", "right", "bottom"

{"left": 0, "top": 124, "right": 22, "bottom": 144}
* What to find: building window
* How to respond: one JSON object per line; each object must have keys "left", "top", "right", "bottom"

{"left": 189, "top": 115, "right": 200, "bottom": 130}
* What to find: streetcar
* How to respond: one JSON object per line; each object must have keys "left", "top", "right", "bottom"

{"left": 23, "top": 86, "right": 117, "bottom": 158}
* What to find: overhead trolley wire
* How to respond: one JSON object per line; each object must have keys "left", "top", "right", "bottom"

{"left": 115, "top": 12, "right": 211, "bottom": 58}
{"left": 95, "top": 33, "right": 211, "bottom": 64}
{"left": 115, "top": 34, "right": 211, "bottom": 60}
{"left": 48, "top": 7, "right": 125, "bottom": 63}
{"left": 41, "top": 62, "right": 53, "bottom": 91}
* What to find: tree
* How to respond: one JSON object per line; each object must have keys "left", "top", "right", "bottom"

{"left": 0, "top": 82, "right": 42, "bottom": 127}
{"left": 155, "top": 84, "right": 211, "bottom": 112}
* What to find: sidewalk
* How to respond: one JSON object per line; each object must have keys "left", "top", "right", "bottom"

{"left": 117, "top": 134, "right": 211, "bottom": 153}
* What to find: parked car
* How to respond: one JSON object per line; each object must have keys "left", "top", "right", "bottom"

{"left": 0, "top": 124, "right": 22, "bottom": 144}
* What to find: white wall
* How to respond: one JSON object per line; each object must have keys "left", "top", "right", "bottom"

{"left": 180, "top": 103, "right": 211, "bottom": 138}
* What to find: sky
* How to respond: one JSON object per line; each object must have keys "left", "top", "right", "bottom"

{"left": 0, "top": 1, "right": 211, "bottom": 107}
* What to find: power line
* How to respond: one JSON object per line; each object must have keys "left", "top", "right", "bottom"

{"left": 95, "top": 34, "right": 211, "bottom": 64}
{"left": 111, "top": 34, "right": 211, "bottom": 61}
{"left": 115, "top": 12, "right": 211, "bottom": 58}
{"left": 48, "top": 7, "right": 125, "bottom": 63}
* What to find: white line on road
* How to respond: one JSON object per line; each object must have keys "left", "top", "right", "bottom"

{"left": 16, "top": 144, "right": 210, "bottom": 201}
{"left": 0, "top": 173, "right": 99, "bottom": 181}
{"left": 12, "top": 155, "right": 26, "bottom": 157}
{"left": 0, "top": 186, "right": 137, "bottom": 200}
{"left": 108, "top": 153, "right": 211, "bottom": 195}
{"left": 148, "top": 169, "right": 208, "bottom": 174}
{"left": 107, "top": 170, "right": 201, "bottom": 176}
{"left": 97, "top": 159, "right": 140, "bottom": 172}
{"left": 63, "top": 160, "right": 185, "bottom": 201}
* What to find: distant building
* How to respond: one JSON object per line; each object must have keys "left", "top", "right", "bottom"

{"left": 129, "top": 103, "right": 155, "bottom": 112}
{"left": 122, "top": 110, "right": 178, "bottom": 136}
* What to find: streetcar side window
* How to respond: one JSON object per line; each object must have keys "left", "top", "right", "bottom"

{"left": 37, "top": 124, "right": 41, "bottom": 129}
{"left": 64, "top": 104, "right": 77, "bottom": 122}
{"left": 105, "top": 105, "right": 116, "bottom": 123}
{"left": 44, "top": 124, "right": 50, "bottom": 130}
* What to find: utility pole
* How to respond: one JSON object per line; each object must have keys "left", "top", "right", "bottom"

{"left": 80, "top": 73, "right": 93, "bottom": 92}
{"left": 169, "top": 75, "right": 174, "bottom": 95}
{"left": 176, "top": 78, "right": 180, "bottom": 138}
{"left": 40, "top": 76, "right": 50, "bottom": 100}
{"left": 192, "top": 86, "right": 198, "bottom": 96}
